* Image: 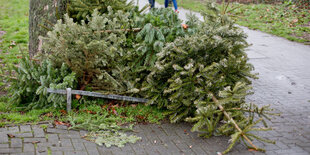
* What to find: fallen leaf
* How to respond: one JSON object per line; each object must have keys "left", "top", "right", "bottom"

{"left": 60, "top": 110, "right": 67, "bottom": 115}
{"left": 10, "top": 41, "right": 16, "bottom": 46}
{"left": 131, "top": 104, "right": 137, "bottom": 108}
{"left": 7, "top": 134, "right": 15, "bottom": 138}
{"left": 108, "top": 100, "right": 116, "bottom": 105}
{"left": 112, "top": 108, "right": 118, "bottom": 115}
{"left": 292, "top": 18, "right": 298, "bottom": 23}
{"left": 136, "top": 115, "right": 145, "bottom": 121}
{"left": 83, "top": 110, "right": 97, "bottom": 114}
{"left": 42, "top": 112, "right": 53, "bottom": 117}
{"left": 75, "top": 94, "right": 81, "bottom": 100}
{"left": 32, "top": 141, "right": 40, "bottom": 144}
{"left": 54, "top": 120, "right": 70, "bottom": 127}
{"left": 112, "top": 104, "right": 119, "bottom": 108}
{"left": 248, "top": 149, "right": 257, "bottom": 152}
{"left": 182, "top": 24, "right": 188, "bottom": 29}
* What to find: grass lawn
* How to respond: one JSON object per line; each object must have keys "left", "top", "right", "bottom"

{"left": 158, "top": 0, "right": 310, "bottom": 44}
{"left": 0, "top": 0, "right": 29, "bottom": 65}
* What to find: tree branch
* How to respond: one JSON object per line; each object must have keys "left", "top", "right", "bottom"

{"left": 210, "top": 92, "right": 258, "bottom": 151}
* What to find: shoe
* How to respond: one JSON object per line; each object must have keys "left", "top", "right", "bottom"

{"left": 175, "top": 10, "right": 179, "bottom": 13}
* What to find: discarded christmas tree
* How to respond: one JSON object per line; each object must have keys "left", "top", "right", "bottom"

{"left": 143, "top": 2, "right": 277, "bottom": 154}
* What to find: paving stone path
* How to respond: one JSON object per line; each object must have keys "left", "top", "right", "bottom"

{"left": 1, "top": 2, "right": 310, "bottom": 155}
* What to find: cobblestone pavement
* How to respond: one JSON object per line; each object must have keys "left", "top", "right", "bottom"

{"left": 1, "top": 2, "right": 310, "bottom": 155}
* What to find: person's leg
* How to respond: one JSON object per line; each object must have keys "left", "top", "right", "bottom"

{"left": 148, "top": 0, "right": 152, "bottom": 6}
{"left": 172, "top": 0, "right": 178, "bottom": 11}
{"left": 165, "top": 0, "right": 169, "bottom": 8}
{"left": 149, "top": 0, "right": 155, "bottom": 8}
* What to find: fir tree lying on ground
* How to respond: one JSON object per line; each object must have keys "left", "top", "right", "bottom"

{"left": 0, "top": 54, "right": 76, "bottom": 109}
{"left": 142, "top": 2, "right": 277, "bottom": 153}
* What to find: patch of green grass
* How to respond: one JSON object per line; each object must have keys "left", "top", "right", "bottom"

{"left": 71, "top": 100, "right": 166, "bottom": 124}
{"left": 0, "top": 102, "right": 10, "bottom": 112}
{"left": 158, "top": 0, "right": 310, "bottom": 43}
{"left": 0, "top": 98, "right": 166, "bottom": 127}
{"left": 230, "top": 3, "right": 310, "bottom": 43}
{"left": 47, "top": 147, "right": 52, "bottom": 155}
{"left": 0, "top": 0, "right": 29, "bottom": 65}
{"left": 0, "top": 110, "right": 55, "bottom": 127}
{"left": 40, "top": 124, "right": 48, "bottom": 131}
{"left": 0, "top": 96, "right": 15, "bottom": 112}
{"left": 0, "top": 106, "right": 55, "bottom": 127}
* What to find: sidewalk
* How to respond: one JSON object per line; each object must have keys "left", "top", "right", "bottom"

{"left": 1, "top": 1, "right": 310, "bottom": 155}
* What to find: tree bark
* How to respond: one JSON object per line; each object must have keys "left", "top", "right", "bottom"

{"left": 29, "top": 0, "right": 67, "bottom": 57}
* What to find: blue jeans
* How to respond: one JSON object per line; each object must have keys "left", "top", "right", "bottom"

{"left": 165, "top": 0, "right": 178, "bottom": 11}
{"left": 148, "top": 0, "right": 155, "bottom": 8}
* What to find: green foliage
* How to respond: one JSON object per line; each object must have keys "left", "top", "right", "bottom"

{"left": 94, "top": 131, "right": 141, "bottom": 147}
{"left": 144, "top": 5, "right": 253, "bottom": 120}
{"left": 1, "top": 54, "right": 76, "bottom": 109}
{"left": 66, "top": 100, "right": 165, "bottom": 147}
{"left": 41, "top": 9, "right": 134, "bottom": 93}
{"left": 68, "top": 113, "right": 141, "bottom": 148}
{"left": 68, "top": 0, "right": 136, "bottom": 22}
{"left": 125, "top": 8, "right": 200, "bottom": 93}
{"left": 41, "top": 8, "right": 195, "bottom": 94}
{"left": 158, "top": 0, "right": 310, "bottom": 43}
{"left": 142, "top": 2, "right": 276, "bottom": 153}
{"left": 186, "top": 83, "right": 276, "bottom": 153}
{"left": 132, "top": 8, "right": 187, "bottom": 69}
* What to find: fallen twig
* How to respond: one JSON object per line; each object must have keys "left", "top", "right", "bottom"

{"left": 0, "top": 74, "right": 17, "bottom": 80}
{"left": 210, "top": 93, "right": 259, "bottom": 152}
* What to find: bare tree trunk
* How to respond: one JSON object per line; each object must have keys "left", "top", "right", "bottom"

{"left": 29, "top": 0, "right": 67, "bottom": 57}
